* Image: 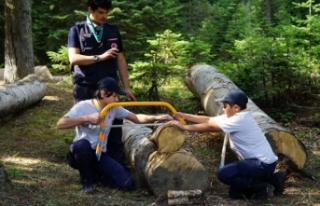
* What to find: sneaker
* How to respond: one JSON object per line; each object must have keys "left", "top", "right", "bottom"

{"left": 272, "top": 170, "right": 286, "bottom": 196}
{"left": 251, "top": 183, "right": 274, "bottom": 204}
{"left": 81, "top": 185, "right": 93, "bottom": 194}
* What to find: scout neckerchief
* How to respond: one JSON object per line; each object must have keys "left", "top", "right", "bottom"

{"left": 219, "top": 133, "right": 229, "bottom": 169}
{"left": 86, "top": 14, "right": 104, "bottom": 43}
{"left": 218, "top": 109, "right": 245, "bottom": 168}
{"left": 92, "top": 99, "right": 107, "bottom": 161}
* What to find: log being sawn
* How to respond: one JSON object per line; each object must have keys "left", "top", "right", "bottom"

{"left": 184, "top": 64, "right": 307, "bottom": 169}
{"left": 122, "top": 121, "right": 208, "bottom": 201}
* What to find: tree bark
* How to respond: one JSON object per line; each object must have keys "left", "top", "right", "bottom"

{"left": 4, "top": 0, "right": 34, "bottom": 83}
{"left": 184, "top": 64, "right": 307, "bottom": 169}
{"left": 146, "top": 150, "right": 208, "bottom": 200}
{"left": 0, "top": 74, "right": 46, "bottom": 117}
{"left": 266, "top": 0, "right": 272, "bottom": 24}
{"left": 122, "top": 121, "right": 208, "bottom": 200}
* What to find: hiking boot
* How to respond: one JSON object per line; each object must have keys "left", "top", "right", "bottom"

{"left": 81, "top": 185, "right": 93, "bottom": 194}
{"left": 250, "top": 182, "right": 274, "bottom": 204}
{"left": 271, "top": 170, "right": 286, "bottom": 196}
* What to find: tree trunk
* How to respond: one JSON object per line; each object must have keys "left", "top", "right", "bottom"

{"left": 0, "top": 74, "right": 46, "bottom": 118}
{"left": 4, "top": 0, "right": 34, "bottom": 83}
{"left": 184, "top": 64, "right": 307, "bottom": 169}
{"left": 0, "top": 162, "right": 9, "bottom": 183}
{"left": 266, "top": 0, "right": 272, "bottom": 24}
{"left": 122, "top": 121, "right": 208, "bottom": 200}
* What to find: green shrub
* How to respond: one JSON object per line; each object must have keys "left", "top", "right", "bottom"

{"left": 46, "top": 46, "right": 70, "bottom": 75}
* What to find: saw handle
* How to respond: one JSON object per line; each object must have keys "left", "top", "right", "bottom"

{"left": 100, "top": 101, "right": 186, "bottom": 124}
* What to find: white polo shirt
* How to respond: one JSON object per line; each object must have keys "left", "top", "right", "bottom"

{"left": 64, "top": 100, "right": 129, "bottom": 152}
{"left": 212, "top": 111, "right": 278, "bottom": 164}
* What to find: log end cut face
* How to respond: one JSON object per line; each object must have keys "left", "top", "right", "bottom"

{"left": 149, "top": 124, "right": 186, "bottom": 153}
{"left": 265, "top": 130, "right": 307, "bottom": 169}
{"left": 146, "top": 151, "right": 208, "bottom": 200}
{"left": 157, "top": 126, "right": 186, "bottom": 153}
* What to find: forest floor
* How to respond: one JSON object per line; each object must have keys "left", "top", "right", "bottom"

{"left": 0, "top": 80, "right": 320, "bottom": 206}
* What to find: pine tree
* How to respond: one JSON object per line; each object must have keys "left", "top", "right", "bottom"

{"left": 108, "top": 0, "right": 182, "bottom": 63}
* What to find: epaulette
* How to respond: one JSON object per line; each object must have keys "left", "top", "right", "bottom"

{"left": 75, "top": 21, "right": 86, "bottom": 26}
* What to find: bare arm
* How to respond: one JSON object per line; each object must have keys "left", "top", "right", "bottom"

{"left": 125, "top": 112, "right": 172, "bottom": 123}
{"left": 68, "top": 47, "right": 119, "bottom": 66}
{"left": 117, "top": 53, "right": 136, "bottom": 101}
{"left": 173, "top": 112, "right": 211, "bottom": 124}
{"left": 56, "top": 113, "right": 101, "bottom": 129}
{"left": 169, "top": 120, "right": 222, "bottom": 133}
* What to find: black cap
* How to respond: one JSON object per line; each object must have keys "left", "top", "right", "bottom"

{"left": 97, "top": 77, "right": 127, "bottom": 96}
{"left": 215, "top": 88, "right": 248, "bottom": 108}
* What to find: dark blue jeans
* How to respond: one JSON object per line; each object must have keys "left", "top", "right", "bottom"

{"left": 217, "top": 158, "right": 276, "bottom": 198}
{"left": 67, "top": 139, "right": 134, "bottom": 190}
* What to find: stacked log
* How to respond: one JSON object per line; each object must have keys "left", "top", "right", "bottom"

{"left": 122, "top": 121, "right": 208, "bottom": 203}
{"left": 184, "top": 64, "right": 307, "bottom": 169}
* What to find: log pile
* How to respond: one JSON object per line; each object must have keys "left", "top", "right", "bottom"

{"left": 122, "top": 122, "right": 208, "bottom": 203}
{"left": 184, "top": 64, "right": 307, "bottom": 169}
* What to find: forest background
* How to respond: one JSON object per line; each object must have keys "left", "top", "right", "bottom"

{"left": 1, "top": 0, "right": 320, "bottom": 205}
{"left": 1, "top": 0, "right": 320, "bottom": 107}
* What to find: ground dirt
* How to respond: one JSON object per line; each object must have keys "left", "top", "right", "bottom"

{"left": 0, "top": 81, "right": 320, "bottom": 206}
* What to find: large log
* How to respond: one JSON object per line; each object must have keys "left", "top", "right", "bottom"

{"left": 122, "top": 121, "right": 208, "bottom": 200}
{"left": 146, "top": 150, "right": 207, "bottom": 200}
{"left": 0, "top": 74, "right": 47, "bottom": 117}
{"left": 122, "top": 121, "right": 156, "bottom": 189}
{"left": 184, "top": 64, "right": 307, "bottom": 169}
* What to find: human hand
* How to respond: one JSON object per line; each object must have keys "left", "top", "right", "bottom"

{"left": 155, "top": 114, "right": 173, "bottom": 122}
{"left": 86, "top": 113, "right": 102, "bottom": 125}
{"left": 100, "top": 48, "right": 119, "bottom": 60}
{"left": 124, "top": 89, "right": 137, "bottom": 101}
{"left": 173, "top": 112, "right": 184, "bottom": 121}
{"left": 168, "top": 120, "right": 185, "bottom": 130}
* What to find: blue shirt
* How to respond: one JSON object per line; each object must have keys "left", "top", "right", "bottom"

{"left": 68, "top": 21, "right": 124, "bottom": 86}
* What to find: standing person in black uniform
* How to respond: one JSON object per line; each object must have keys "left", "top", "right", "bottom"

{"left": 67, "top": 0, "right": 135, "bottom": 170}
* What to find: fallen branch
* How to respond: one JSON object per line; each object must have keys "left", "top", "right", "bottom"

{"left": 167, "top": 190, "right": 202, "bottom": 198}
